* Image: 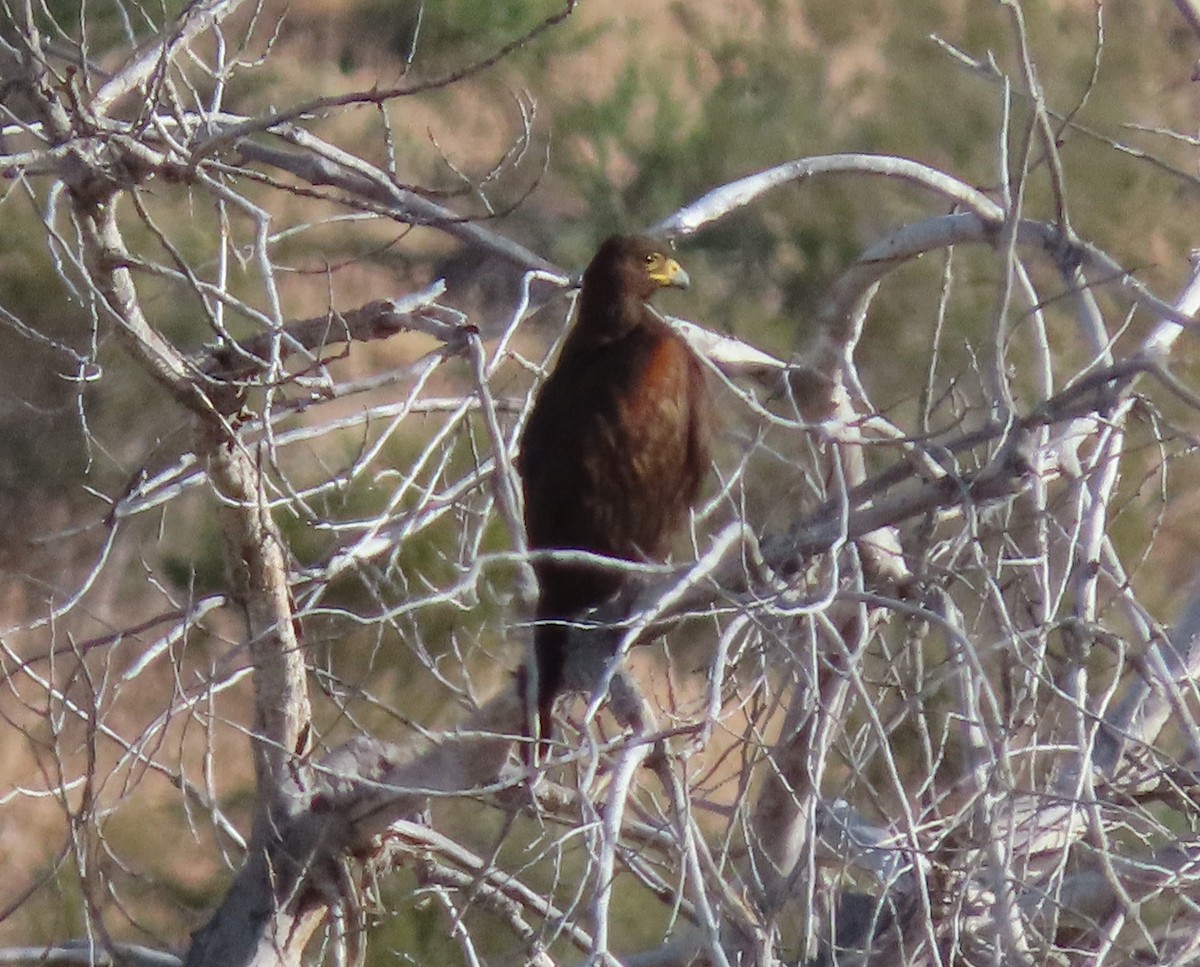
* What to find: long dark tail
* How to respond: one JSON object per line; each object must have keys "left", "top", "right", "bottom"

{"left": 521, "top": 623, "right": 566, "bottom": 768}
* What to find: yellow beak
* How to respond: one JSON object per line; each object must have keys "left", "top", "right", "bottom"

{"left": 653, "top": 258, "right": 690, "bottom": 290}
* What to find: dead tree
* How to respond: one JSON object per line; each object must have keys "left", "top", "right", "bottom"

{"left": 3, "top": 2, "right": 1200, "bottom": 965}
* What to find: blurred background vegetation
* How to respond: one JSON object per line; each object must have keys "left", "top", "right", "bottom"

{"left": 3, "top": 0, "right": 1200, "bottom": 962}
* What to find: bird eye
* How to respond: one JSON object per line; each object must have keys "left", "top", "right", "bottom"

{"left": 645, "top": 254, "right": 657, "bottom": 265}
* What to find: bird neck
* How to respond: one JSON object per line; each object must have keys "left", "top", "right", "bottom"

{"left": 575, "top": 288, "right": 650, "bottom": 345}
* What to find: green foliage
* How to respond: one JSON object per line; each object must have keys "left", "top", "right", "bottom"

{"left": 0, "top": 215, "right": 98, "bottom": 540}
{"left": 340, "top": 0, "right": 579, "bottom": 74}
{"left": 13, "top": 0, "right": 191, "bottom": 51}
{"left": 368, "top": 869, "right": 465, "bottom": 965}
{"left": 367, "top": 811, "right": 673, "bottom": 967}
{"left": 161, "top": 504, "right": 228, "bottom": 597}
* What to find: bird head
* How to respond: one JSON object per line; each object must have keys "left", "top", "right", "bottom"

{"left": 585, "top": 235, "right": 690, "bottom": 302}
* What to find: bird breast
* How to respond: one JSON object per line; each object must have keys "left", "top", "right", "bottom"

{"left": 575, "top": 329, "right": 708, "bottom": 559}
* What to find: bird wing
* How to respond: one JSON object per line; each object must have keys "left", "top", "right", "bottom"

{"left": 520, "top": 319, "right": 707, "bottom": 562}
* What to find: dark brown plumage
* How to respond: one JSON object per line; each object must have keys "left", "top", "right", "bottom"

{"left": 517, "top": 234, "right": 712, "bottom": 762}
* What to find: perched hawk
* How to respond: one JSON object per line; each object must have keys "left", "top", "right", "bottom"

{"left": 518, "top": 234, "right": 712, "bottom": 762}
